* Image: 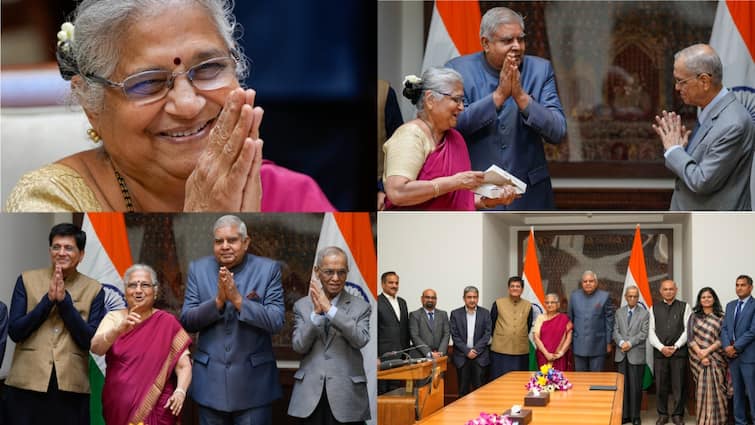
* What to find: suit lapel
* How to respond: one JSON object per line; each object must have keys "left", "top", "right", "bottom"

{"left": 688, "top": 93, "right": 735, "bottom": 155}
{"left": 324, "top": 292, "right": 350, "bottom": 349}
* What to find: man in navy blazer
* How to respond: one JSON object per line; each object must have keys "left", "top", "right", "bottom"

{"left": 449, "top": 286, "right": 492, "bottom": 396}
{"left": 446, "top": 6, "right": 566, "bottom": 210}
{"left": 568, "top": 270, "right": 614, "bottom": 372}
{"left": 180, "top": 215, "right": 285, "bottom": 425}
{"left": 721, "top": 275, "right": 755, "bottom": 425}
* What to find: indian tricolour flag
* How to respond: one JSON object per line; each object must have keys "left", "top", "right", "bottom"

{"left": 421, "top": 0, "right": 481, "bottom": 72}
{"left": 621, "top": 225, "right": 654, "bottom": 389}
{"left": 313, "top": 213, "right": 377, "bottom": 425}
{"left": 78, "top": 213, "right": 132, "bottom": 425}
{"left": 520, "top": 227, "right": 546, "bottom": 371}
{"left": 710, "top": 0, "right": 754, "bottom": 92}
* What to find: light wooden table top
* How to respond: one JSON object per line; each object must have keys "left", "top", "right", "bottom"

{"left": 415, "top": 371, "right": 624, "bottom": 425}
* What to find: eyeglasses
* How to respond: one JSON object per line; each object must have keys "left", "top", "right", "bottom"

{"left": 86, "top": 56, "right": 237, "bottom": 105}
{"left": 126, "top": 281, "right": 155, "bottom": 290}
{"left": 434, "top": 90, "right": 464, "bottom": 105}
{"left": 319, "top": 268, "right": 349, "bottom": 278}
{"left": 544, "top": 301, "right": 559, "bottom": 304}
{"left": 674, "top": 73, "right": 709, "bottom": 87}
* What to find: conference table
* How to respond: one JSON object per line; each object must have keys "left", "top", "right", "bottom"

{"left": 415, "top": 371, "right": 624, "bottom": 425}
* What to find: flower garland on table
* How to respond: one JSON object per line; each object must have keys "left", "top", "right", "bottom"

{"left": 466, "top": 412, "right": 514, "bottom": 425}
{"left": 525, "top": 363, "right": 573, "bottom": 392}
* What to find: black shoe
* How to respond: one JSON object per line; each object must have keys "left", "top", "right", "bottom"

{"left": 632, "top": 419, "right": 641, "bottom": 425}
{"left": 671, "top": 416, "right": 684, "bottom": 425}
{"left": 656, "top": 416, "right": 669, "bottom": 425}
{"left": 622, "top": 418, "right": 630, "bottom": 424}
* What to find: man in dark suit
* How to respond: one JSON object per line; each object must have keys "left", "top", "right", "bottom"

{"left": 721, "top": 275, "right": 755, "bottom": 425}
{"left": 377, "top": 271, "right": 409, "bottom": 394}
{"left": 613, "top": 286, "right": 649, "bottom": 425}
{"left": 449, "top": 286, "right": 492, "bottom": 396}
{"left": 648, "top": 279, "right": 691, "bottom": 425}
{"left": 446, "top": 6, "right": 566, "bottom": 210}
{"left": 409, "top": 288, "right": 450, "bottom": 359}
{"left": 180, "top": 215, "right": 285, "bottom": 425}
{"left": 653, "top": 43, "right": 754, "bottom": 210}
{"left": 568, "top": 270, "right": 614, "bottom": 372}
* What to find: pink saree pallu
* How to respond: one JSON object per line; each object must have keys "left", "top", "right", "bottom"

{"left": 536, "top": 313, "right": 574, "bottom": 371}
{"left": 102, "top": 310, "right": 191, "bottom": 425}
{"left": 386, "top": 128, "right": 475, "bottom": 211}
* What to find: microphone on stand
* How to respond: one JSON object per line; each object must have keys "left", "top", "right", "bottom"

{"left": 379, "top": 345, "right": 428, "bottom": 369}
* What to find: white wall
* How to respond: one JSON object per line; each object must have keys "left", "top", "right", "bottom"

{"left": 0, "top": 213, "right": 72, "bottom": 378}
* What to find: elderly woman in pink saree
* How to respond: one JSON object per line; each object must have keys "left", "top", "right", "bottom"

{"left": 91, "top": 264, "right": 191, "bottom": 425}
{"left": 533, "top": 293, "right": 574, "bottom": 370}
{"left": 383, "top": 67, "right": 517, "bottom": 210}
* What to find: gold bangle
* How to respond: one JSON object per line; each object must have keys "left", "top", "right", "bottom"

{"left": 432, "top": 181, "right": 440, "bottom": 198}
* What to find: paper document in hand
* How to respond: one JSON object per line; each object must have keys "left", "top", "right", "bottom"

{"left": 476, "top": 165, "right": 527, "bottom": 197}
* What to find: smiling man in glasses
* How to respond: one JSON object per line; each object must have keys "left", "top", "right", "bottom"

{"left": 446, "top": 6, "right": 567, "bottom": 210}
{"left": 4, "top": 223, "right": 105, "bottom": 425}
{"left": 653, "top": 43, "right": 754, "bottom": 211}
{"left": 180, "top": 214, "right": 284, "bottom": 425}
{"left": 289, "top": 246, "right": 371, "bottom": 424}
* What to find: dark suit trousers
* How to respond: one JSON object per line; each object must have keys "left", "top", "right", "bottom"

{"left": 3, "top": 369, "right": 89, "bottom": 425}
{"left": 300, "top": 386, "right": 366, "bottom": 425}
{"left": 457, "top": 359, "right": 487, "bottom": 397}
{"left": 729, "top": 358, "right": 755, "bottom": 425}
{"left": 654, "top": 355, "right": 687, "bottom": 417}
{"left": 617, "top": 358, "right": 643, "bottom": 421}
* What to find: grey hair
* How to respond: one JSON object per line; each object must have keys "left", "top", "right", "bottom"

{"left": 545, "top": 292, "right": 560, "bottom": 302}
{"left": 68, "top": 0, "right": 249, "bottom": 112}
{"left": 213, "top": 215, "right": 248, "bottom": 238}
{"left": 463, "top": 285, "right": 479, "bottom": 297}
{"left": 124, "top": 263, "right": 159, "bottom": 289}
{"left": 416, "top": 67, "right": 464, "bottom": 113}
{"left": 624, "top": 285, "right": 639, "bottom": 295}
{"left": 674, "top": 44, "right": 723, "bottom": 86}
{"left": 582, "top": 270, "right": 598, "bottom": 280}
{"left": 480, "top": 7, "right": 525, "bottom": 39}
{"left": 316, "top": 246, "right": 348, "bottom": 268}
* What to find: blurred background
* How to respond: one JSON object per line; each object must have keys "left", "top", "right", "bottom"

{"left": 1, "top": 0, "right": 376, "bottom": 211}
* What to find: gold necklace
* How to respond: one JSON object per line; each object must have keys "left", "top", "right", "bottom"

{"left": 108, "top": 157, "right": 134, "bottom": 212}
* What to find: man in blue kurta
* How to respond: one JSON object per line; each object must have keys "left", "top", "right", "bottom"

{"left": 180, "top": 215, "right": 285, "bottom": 425}
{"left": 446, "top": 6, "right": 566, "bottom": 210}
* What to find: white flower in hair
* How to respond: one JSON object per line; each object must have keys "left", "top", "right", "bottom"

{"left": 57, "top": 22, "right": 75, "bottom": 46}
{"left": 403, "top": 74, "right": 421, "bottom": 86}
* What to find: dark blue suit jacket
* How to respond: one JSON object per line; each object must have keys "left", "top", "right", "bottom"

{"left": 180, "top": 254, "right": 285, "bottom": 412}
{"left": 446, "top": 53, "right": 566, "bottom": 210}
{"left": 449, "top": 306, "right": 492, "bottom": 369}
{"left": 721, "top": 296, "right": 755, "bottom": 363}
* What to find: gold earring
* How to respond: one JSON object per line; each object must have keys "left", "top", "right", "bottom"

{"left": 87, "top": 128, "right": 101, "bottom": 143}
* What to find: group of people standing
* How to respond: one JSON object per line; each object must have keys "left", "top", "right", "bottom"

{"left": 1, "top": 217, "right": 372, "bottom": 425}
{"left": 377, "top": 269, "right": 755, "bottom": 425}
{"left": 380, "top": 6, "right": 754, "bottom": 212}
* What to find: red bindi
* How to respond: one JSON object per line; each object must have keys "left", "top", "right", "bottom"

{"left": 173, "top": 57, "right": 181, "bottom": 65}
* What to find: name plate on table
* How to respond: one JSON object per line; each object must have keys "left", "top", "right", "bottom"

{"left": 502, "top": 408, "right": 533, "bottom": 424}
{"left": 524, "top": 390, "right": 550, "bottom": 406}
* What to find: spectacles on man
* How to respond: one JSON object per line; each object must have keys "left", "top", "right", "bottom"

{"left": 492, "top": 34, "right": 526, "bottom": 45}
{"left": 50, "top": 244, "right": 78, "bottom": 253}
{"left": 674, "top": 73, "right": 709, "bottom": 87}
{"left": 319, "top": 268, "right": 349, "bottom": 278}
{"left": 126, "top": 281, "right": 155, "bottom": 290}
{"left": 86, "top": 56, "right": 237, "bottom": 105}
{"left": 433, "top": 90, "right": 464, "bottom": 105}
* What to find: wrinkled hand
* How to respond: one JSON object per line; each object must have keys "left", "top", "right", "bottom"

{"left": 652, "top": 110, "right": 690, "bottom": 151}
{"left": 309, "top": 279, "right": 331, "bottom": 314}
{"left": 215, "top": 269, "right": 227, "bottom": 310}
{"left": 495, "top": 57, "right": 515, "bottom": 104}
{"left": 184, "top": 88, "right": 264, "bottom": 212}
{"left": 482, "top": 185, "right": 520, "bottom": 207}
{"left": 164, "top": 389, "right": 186, "bottom": 416}
{"left": 509, "top": 61, "right": 529, "bottom": 110}
{"left": 453, "top": 171, "right": 484, "bottom": 190}
{"left": 117, "top": 311, "right": 142, "bottom": 335}
{"left": 219, "top": 267, "right": 242, "bottom": 310}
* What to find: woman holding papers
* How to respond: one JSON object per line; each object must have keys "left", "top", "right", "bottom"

{"left": 382, "top": 67, "right": 518, "bottom": 210}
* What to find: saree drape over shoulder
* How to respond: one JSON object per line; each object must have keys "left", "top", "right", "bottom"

{"left": 102, "top": 310, "right": 191, "bottom": 425}
{"left": 688, "top": 313, "right": 729, "bottom": 425}
{"left": 536, "top": 313, "right": 574, "bottom": 371}
{"left": 384, "top": 126, "right": 475, "bottom": 211}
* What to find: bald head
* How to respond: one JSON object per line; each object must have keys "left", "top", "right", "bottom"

{"left": 421, "top": 288, "right": 438, "bottom": 310}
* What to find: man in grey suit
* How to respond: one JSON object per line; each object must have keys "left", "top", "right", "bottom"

{"left": 409, "top": 288, "right": 450, "bottom": 359}
{"left": 568, "top": 270, "right": 614, "bottom": 371}
{"left": 449, "top": 286, "right": 492, "bottom": 396}
{"left": 613, "top": 286, "right": 649, "bottom": 425}
{"left": 653, "top": 43, "right": 754, "bottom": 211}
{"left": 288, "top": 246, "right": 371, "bottom": 425}
{"left": 720, "top": 275, "right": 755, "bottom": 425}
{"left": 180, "top": 215, "right": 285, "bottom": 425}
